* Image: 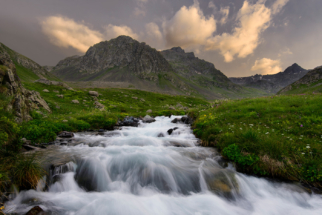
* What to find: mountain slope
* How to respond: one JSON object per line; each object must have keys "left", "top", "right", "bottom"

{"left": 278, "top": 66, "right": 322, "bottom": 95}
{"left": 53, "top": 36, "right": 263, "bottom": 99}
{"left": 229, "top": 63, "right": 308, "bottom": 93}
{"left": 0, "top": 42, "right": 59, "bottom": 82}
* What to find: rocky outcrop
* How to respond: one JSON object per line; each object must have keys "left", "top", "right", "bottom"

{"left": 0, "top": 51, "right": 51, "bottom": 122}
{"left": 278, "top": 66, "right": 322, "bottom": 94}
{"left": 230, "top": 63, "right": 308, "bottom": 93}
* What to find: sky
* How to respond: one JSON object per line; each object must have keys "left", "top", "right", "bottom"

{"left": 0, "top": 0, "right": 322, "bottom": 77}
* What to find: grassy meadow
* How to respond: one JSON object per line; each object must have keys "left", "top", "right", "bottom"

{"left": 192, "top": 94, "right": 322, "bottom": 188}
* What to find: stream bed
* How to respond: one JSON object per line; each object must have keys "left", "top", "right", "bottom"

{"left": 4, "top": 116, "right": 322, "bottom": 215}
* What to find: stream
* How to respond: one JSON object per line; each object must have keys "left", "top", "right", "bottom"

{"left": 4, "top": 116, "right": 322, "bottom": 215}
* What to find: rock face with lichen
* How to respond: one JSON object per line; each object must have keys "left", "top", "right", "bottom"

{"left": 0, "top": 51, "right": 51, "bottom": 122}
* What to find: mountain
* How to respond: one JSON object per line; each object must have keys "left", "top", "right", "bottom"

{"left": 0, "top": 42, "right": 59, "bottom": 82}
{"left": 161, "top": 47, "right": 241, "bottom": 91}
{"left": 229, "top": 63, "right": 308, "bottom": 93}
{"left": 53, "top": 36, "right": 259, "bottom": 99}
{"left": 278, "top": 66, "right": 322, "bottom": 95}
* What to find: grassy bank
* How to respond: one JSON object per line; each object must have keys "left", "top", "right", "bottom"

{"left": 192, "top": 94, "right": 322, "bottom": 188}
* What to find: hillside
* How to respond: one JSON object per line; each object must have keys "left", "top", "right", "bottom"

{"left": 229, "top": 63, "right": 308, "bottom": 93}
{"left": 0, "top": 42, "right": 59, "bottom": 82}
{"left": 52, "top": 36, "right": 266, "bottom": 100}
{"left": 278, "top": 66, "right": 322, "bottom": 95}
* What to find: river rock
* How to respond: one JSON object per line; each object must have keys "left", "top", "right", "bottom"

{"left": 25, "top": 206, "right": 44, "bottom": 215}
{"left": 142, "top": 115, "right": 156, "bottom": 123}
{"left": 58, "top": 131, "right": 74, "bottom": 138}
{"left": 118, "top": 116, "right": 139, "bottom": 127}
{"left": 167, "top": 127, "right": 178, "bottom": 135}
{"left": 171, "top": 118, "right": 180, "bottom": 123}
{"left": 89, "top": 91, "right": 99, "bottom": 97}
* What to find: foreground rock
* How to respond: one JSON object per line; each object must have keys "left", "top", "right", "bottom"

{"left": 171, "top": 116, "right": 193, "bottom": 124}
{"left": 142, "top": 115, "right": 156, "bottom": 123}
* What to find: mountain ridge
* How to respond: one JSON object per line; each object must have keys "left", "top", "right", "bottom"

{"left": 52, "top": 36, "right": 260, "bottom": 99}
{"left": 229, "top": 63, "right": 308, "bottom": 93}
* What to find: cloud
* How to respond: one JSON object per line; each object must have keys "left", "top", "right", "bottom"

{"left": 278, "top": 47, "right": 293, "bottom": 57}
{"left": 144, "top": 22, "right": 164, "bottom": 49}
{"left": 104, "top": 24, "right": 138, "bottom": 40}
{"left": 162, "top": 0, "right": 216, "bottom": 49}
{"left": 41, "top": 16, "right": 104, "bottom": 53}
{"left": 133, "top": 0, "right": 148, "bottom": 17}
{"left": 251, "top": 58, "right": 282, "bottom": 75}
{"left": 219, "top": 6, "right": 230, "bottom": 25}
{"left": 205, "top": 0, "right": 289, "bottom": 62}
{"left": 41, "top": 16, "right": 138, "bottom": 53}
{"left": 271, "top": 0, "right": 289, "bottom": 14}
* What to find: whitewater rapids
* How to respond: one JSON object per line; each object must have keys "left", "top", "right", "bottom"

{"left": 4, "top": 116, "right": 322, "bottom": 215}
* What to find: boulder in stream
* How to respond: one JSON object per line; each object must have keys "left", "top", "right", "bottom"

{"left": 25, "top": 206, "right": 44, "bottom": 215}
{"left": 142, "top": 115, "right": 156, "bottom": 123}
{"left": 58, "top": 131, "right": 74, "bottom": 138}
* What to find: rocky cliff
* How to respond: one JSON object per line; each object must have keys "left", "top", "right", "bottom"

{"left": 229, "top": 63, "right": 308, "bottom": 93}
{"left": 278, "top": 66, "right": 322, "bottom": 94}
{"left": 0, "top": 50, "right": 51, "bottom": 122}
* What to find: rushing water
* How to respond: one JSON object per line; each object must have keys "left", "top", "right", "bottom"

{"left": 4, "top": 116, "right": 322, "bottom": 215}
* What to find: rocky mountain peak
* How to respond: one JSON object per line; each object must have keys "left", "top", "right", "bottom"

{"left": 170, "top": 47, "right": 185, "bottom": 53}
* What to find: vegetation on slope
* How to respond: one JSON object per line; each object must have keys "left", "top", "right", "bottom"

{"left": 192, "top": 94, "right": 322, "bottom": 188}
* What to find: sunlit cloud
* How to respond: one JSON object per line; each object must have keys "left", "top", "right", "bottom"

{"left": 41, "top": 16, "right": 138, "bottom": 53}
{"left": 251, "top": 58, "right": 282, "bottom": 75}
{"left": 104, "top": 24, "right": 138, "bottom": 40}
{"left": 41, "top": 16, "right": 104, "bottom": 53}
{"left": 162, "top": 0, "right": 216, "bottom": 49}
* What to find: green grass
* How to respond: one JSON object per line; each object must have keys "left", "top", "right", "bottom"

{"left": 15, "top": 64, "right": 40, "bottom": 82}
{"left": 17, "top": 82, "right": 209, "bottom": 144}
{"left": 279, "top": 80, "right": 322, "bottom": 95}
{"left": 192, "top": 94, "right": 322, "bottom": 188}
